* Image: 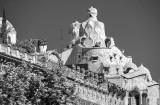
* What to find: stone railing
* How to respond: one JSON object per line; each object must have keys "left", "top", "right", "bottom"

{"left": 65, "top": 64, "right": 105, "bottom": 84}
{"left": 64, "top": 64, "right": 109, "bottom": 93}
{"left": 64, "top": 64, "right": 127, "bottom": 101}
{"left": 0, "top": 44, "right": 44, "bottom": 67}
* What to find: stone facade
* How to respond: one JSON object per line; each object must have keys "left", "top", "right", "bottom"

{"left": 0, "top": 6, "right": 159, "bottom": 105}
{"left": 61, "top": 7, "right": 159, "bottom": 105}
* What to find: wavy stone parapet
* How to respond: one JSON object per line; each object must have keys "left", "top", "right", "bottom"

{"left": 0, "top": 43, "right": 50, "bottom": 67}
{"left": 80, "top": 47, "right": 131, "bottom": 73}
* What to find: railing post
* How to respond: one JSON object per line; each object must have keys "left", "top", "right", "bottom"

{"left": 140, "top": 91, "right": 142, "bottom": 105}
{"left": 24, "top": 53, "right": 28, "bottom": 61}
{"left": 16, "top": 50, "right": 20, "bottom": 58}
{"left": 7, "top": 46, "right": 11, "bottom": 55}
{"left": 124, "top": 92, "right": 129, "bottom": 105}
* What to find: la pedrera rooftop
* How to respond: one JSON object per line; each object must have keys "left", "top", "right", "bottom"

{"left": 0, "top": 7, "right": 159, "bottom": 105}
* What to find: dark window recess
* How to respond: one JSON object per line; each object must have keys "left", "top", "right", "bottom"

{"left": 105, "top": 38, "right": 111, "bottom": 48}
{"left": 104, "top": 67, "right": 110, "bottom": 74}
{"left": 78, "top": 55, "right": 81, "bottom": 59}
{"left": 116, "top": 68, "right": 119, "bottom": 74}
{"left": 120, "top": 56, "right": 122, "bottom": 60}
{"left": 94, "top": 42, "right": 101, "bottom": 47}
{"left": 123, "top": 67, "right": 132, "bottom": 74}
{"left": 91, "top": 56, "right": 98, "bottom": 62}
{"left": 113, "top": 53, "right": 116, "bottom": 57}
{"left": 8, "top": 36, "right": 11, "bottom": 44}
{"left": 110, "top": 56, "right": 113, "bottom": 62}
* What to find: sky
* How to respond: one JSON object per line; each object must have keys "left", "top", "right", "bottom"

{"left": 0, "top": 0, "right": 160, "bottom": 81}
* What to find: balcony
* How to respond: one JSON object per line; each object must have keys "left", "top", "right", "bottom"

{"left": 0, "top": 43, "right": 46, "bottom": 67}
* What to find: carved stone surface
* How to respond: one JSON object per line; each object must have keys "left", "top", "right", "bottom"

{"left": 69, "top": 21, "right": 81, "bottom": 45}
{"left": 122, "top": 75, "right": 148, "bottom": 91}
{"left": 76, "top": 84, "right": 124, "bottom": 105}
{"left": 69, "top": 7, "right": 106, "bottom": 48}
{"left": 148, "top": 85, "right": 159, "bottom": 105}
{"left": 64, "top": 6, "right": 160, "bottom": 105}
{"left": 138, "top": 64, "right": 152, "bottom": 81}
{"left": 0, "top": 17, "right": 17, "bottom": 44}
{"left": 80, "top": 48, "right": 131, "bottom": 73}
{"left": 79, "top": 7, "right": 106, "bottom": 47}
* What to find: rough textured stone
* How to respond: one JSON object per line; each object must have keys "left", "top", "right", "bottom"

{"left": 62, "top": 6, "right": 160, "bottom": 105}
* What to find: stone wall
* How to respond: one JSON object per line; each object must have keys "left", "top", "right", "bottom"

{"left": 148, "top": 85, "right": 159, "bottom": 105}
{"left": 75, "top": 84, "right": 124, "bottom": 105}
{"left": 122, "top": 75, "right": 147, "bottom": 91}
{"left": 80, "top": 47, "right": 131, "bottom": 74}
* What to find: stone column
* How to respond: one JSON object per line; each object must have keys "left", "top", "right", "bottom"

{"left": 139, "top": 91, "right": 142, "bottom": 105}
{"left": 24, "top": 53, "right": 27, "bottom": 61}
{"left": 16, "top": 50, "right": 19, "bottom": 58}
{"left": 7, "top": 46, "right": 11, "bottom": 55}
{"left": 124, "top": 92, "right": 129, "bottom": 105}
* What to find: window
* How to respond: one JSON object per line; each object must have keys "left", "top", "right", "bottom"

{"left": 8, "top": 36, "right": 11, "bottom": 44}
{"left": 91, "top": 55, "right": 98, "bottom": 62}
{"left": 105, "top": 38, "right": 111, "bottom": 48}
{"left": 78, "top": 52, "right": 82, "bottom": 59}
